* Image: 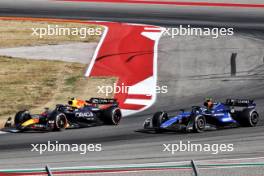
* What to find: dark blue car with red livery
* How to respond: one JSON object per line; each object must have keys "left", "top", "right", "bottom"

{"left": 14, "top": 98, "right": 122, "bottom": 132}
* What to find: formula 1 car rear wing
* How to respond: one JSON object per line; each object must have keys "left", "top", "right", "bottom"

{"left": 225, "top": 99, "right": 255, "bottom": 107}
{"left": 88, "top": 98, "right": 118, "bottom": 105}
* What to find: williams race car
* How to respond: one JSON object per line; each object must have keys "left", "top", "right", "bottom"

{"left": 143, "top": 99, "right": 260, "bottom": 133}
{"left": 14, "top": 98, "right": 122, "bottom": 132}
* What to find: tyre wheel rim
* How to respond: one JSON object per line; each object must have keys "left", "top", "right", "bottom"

{"left": 58, "top": 115, "right": 66, "bottom": 128}
{"left": 113, "top": 110, "right": 121, "bottom": 124}
{"left": 197, "top": 118, "right": 205, "bottom": 130}
{"left": 161, "top": 116, "right": 167, "bottom": 123}
{"left": 251, "top": 113, "right": 258, "bottom": 124}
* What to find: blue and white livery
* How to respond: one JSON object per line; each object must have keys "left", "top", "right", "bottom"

{"left": 143, "top": 99, "right": 259, "bottom": 133}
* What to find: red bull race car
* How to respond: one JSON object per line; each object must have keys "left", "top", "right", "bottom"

{"left": 14, "top": 98, "right": 122, "bottom": 132}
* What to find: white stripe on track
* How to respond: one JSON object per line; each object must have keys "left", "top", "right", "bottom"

{"left": 124, "top": 99, "right": 153, "bottom": 105}
{"left": 0, "top": 131, "right": 8, "bottom": 135}
{"left": 85, "top": 25, "right": 109, "bottom": 77}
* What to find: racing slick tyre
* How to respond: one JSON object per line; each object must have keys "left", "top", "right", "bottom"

{"left": 14, "top": 110, "right": 31, "bottom": 128}
{"left": 152, "top": 111, "right": 168, "bottom": 133}
{"left": 49, "top": 112, "right": 67, "bottom": 131}
{"left": 103, "top": 107, "right": 122, "bottom": 125}
{"left": 239, "top": 109, "right": 259, "bottom": 127}
{"left": 193, "top": 115, "right": 206, "bottom": 133}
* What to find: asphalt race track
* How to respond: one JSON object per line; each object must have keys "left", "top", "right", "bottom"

{"left": 0, "top": 0, "right": 264, "bottom": 174}
{"left": 0, "top": 0, "right": 264, "bottom": 29}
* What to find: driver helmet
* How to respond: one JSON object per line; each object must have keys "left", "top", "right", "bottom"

{"left": 68, "top": 97, "right": 86, "bottom": 109}
{"left": 204, "top": 97, "right": 214, "bottom": 109}
{"left": 68, "top": 97, "right": 78, "bottom": 108}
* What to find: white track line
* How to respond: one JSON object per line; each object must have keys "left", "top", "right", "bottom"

{"left": 0, "top": 131, "right": 8, "bottom": 135}
{"left": 124, "top": 99, "right": 153, "bottom": 106}
{"left": 85, "top": 25, "right": 109, "bottom": 77}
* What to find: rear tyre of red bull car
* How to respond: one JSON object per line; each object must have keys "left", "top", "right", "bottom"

{"left": 102, "top": 107, "right": 122, "bottom": 125}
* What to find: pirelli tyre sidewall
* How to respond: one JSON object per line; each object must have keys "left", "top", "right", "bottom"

{"left": 14, "top": 110, "right": 31, "bottom": 129}
{"left": 103, "top": 107, "right": 122, "bottom": 125}
{"left": 152, "top": 111, "right": 168, "bottom": 133}
{"left": 49, "top": 112, "right": 68, "bottom": 131}
{"left": 193, "top": 115, "right": 206, "bottom": 133}
{"left": 240, "top": 109, "right": 259, "bottom": 127}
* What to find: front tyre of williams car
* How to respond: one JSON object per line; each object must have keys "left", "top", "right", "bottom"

{"left": 144, "top": 111, "right": 169, "bottom": 133}
{"left": 193, "top": 114, "right": 206, "bottom": 133}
